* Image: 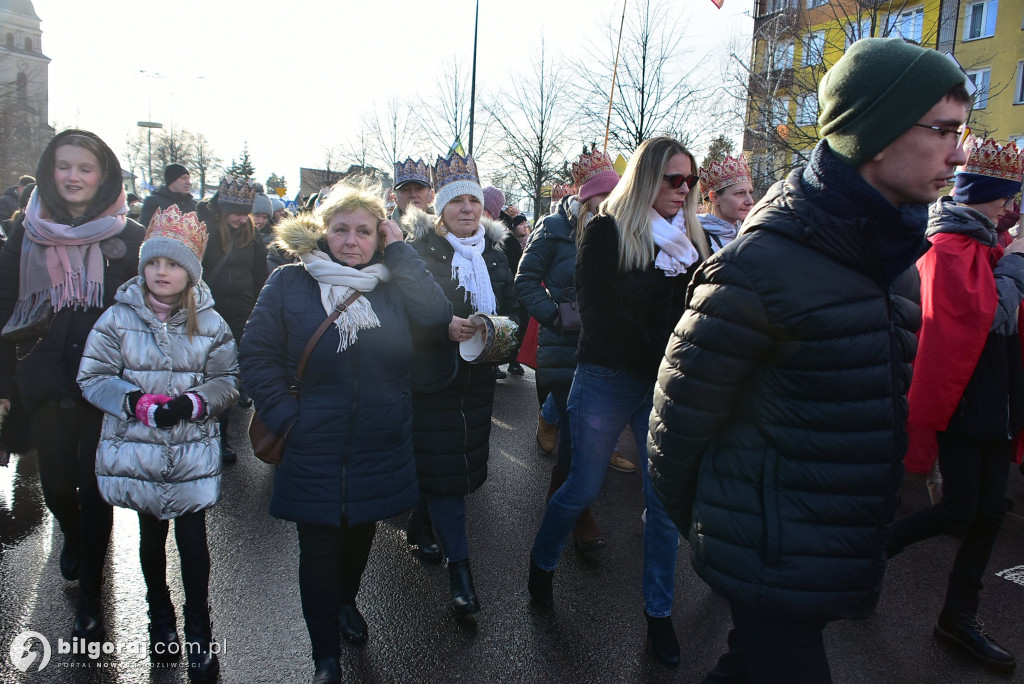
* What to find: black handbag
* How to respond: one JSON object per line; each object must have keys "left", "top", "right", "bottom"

{"left": 556, "top": 288, "right": 581, "bottom": 333}
{"left": 1, "top": 295, "right": 55, "bottom": 348}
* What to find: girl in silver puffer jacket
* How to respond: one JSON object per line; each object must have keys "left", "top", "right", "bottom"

{"left": 77, "top": 207, "right": 237, "bottom": 682}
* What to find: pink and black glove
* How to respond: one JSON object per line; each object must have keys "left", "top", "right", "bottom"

{"left": 128, "top": 392, "right": 175, "bottom": 427}
{"left": 154, "top": 394, "right": 205, "bottom": 427}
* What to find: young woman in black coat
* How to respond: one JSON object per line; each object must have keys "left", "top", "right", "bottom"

{"left": 0, "top": 129, "right": 144, "bottom": 642}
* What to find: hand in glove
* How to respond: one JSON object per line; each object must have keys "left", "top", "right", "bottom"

{"left": 153, "top": 394, "right": 205, "bottom": 428}
{"left": 131, "top": 393, "right": 175, "bottom": 427}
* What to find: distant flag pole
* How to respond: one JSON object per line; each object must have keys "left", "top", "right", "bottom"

{"left": 603, "top": 0, "right": 629, "bottom": 154}
{"left": 468, "top": 0, "right": 480, "bottom": 156}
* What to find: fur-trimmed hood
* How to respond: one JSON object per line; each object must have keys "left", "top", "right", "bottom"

{"left": 272, "top": 213, "right": 323, "bottom": 257}
{"left": 401, "top": 206, "right": 509, "bottom": 249}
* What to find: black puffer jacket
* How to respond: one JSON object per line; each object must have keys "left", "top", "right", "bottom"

{"left": 576, "top": 213, "right": 696, "bottom": 381}
{"left": 196, "top": 195, "right": 268, "bottom": 341}
{"left": 139, "top": 185, "right": 197, "bottom": 228}
{"left": 402, "top": 208, "right": 518, "bottom": 495}
{"left": 649, "top": 167, "right": 924, "bottom": 622}
{"left": 0, "top": 214, "right": 144, "bottom": 406}
{"left": 514, "top": 195, "right": 581, "bottom": 389}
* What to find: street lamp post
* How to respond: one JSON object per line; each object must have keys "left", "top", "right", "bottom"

{"left": 137, "top": 121, "right": 163, "bottom": 190}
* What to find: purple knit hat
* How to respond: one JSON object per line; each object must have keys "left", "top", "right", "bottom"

{"left": 482, "top": 186, "right": 505, "bottom": 218}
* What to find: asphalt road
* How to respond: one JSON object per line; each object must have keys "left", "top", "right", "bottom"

{"left": 1, "top": 367, "right": 1023, "bottom": 683}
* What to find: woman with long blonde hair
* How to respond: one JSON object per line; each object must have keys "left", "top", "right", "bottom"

{"left": 528, "top": 137, "right": 705, "bottom": 668}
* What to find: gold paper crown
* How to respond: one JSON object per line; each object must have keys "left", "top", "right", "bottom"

{"left": 571, "top": 151, "right": 615, "bottom": 187}
{"left": 394, "top": 157, "right": 431, "bottom": 187}
{"left": 218, "top": 175, "right": 257, "bottom": 208}
{"left": 550, "top": 184, "right": 577, "bottom": 201}
{"left": 145, "top": 206, "right": 209, "bottom": 259}
{"left": 959, "top": 136, "right": 1024, "bottom": 182}
{"left": 699, "top": 155, "right": 752, "bottom": 195}
{"left": 433, "top": 153, "right": 480, "bottom": 190}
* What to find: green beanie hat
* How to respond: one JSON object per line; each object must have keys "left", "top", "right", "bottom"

{"left": 818, "top": 38, "right": 966, "bottom": 167}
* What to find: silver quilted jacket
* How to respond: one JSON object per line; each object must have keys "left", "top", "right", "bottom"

{"left": 78, "top": 277, "right": 239, "bottom": 520}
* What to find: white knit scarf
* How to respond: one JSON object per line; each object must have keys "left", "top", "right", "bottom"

{"left": 444, "top": 226, "right": 497, "bottom": 315}
{"left": 650, "top": 208, "right": 699, "bottom": 277}
{"left": 298, "top": 251, "right": 391, "bottom": 352}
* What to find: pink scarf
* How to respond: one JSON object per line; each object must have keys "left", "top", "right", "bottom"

{"left": 18, "top": 187, "right": 128, "bottom": 313}
{"left": 146, "top": 292, "right": 175, "bottom": 322}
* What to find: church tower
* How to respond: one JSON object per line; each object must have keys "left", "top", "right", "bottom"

{"left": 0, "top": 0, "right": 51, "bottom": 184}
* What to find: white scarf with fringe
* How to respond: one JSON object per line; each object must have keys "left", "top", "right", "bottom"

{"left": 444, "top": 226, "right": 497, "bottom": 315}
{"left": 299, "top": 251, "right": 391, "bottom": 352}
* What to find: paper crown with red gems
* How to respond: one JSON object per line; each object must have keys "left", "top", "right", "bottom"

{"left": 699, "top": 155, "right": 752, "bottom": 196}
{"left": 139, "top": 206, "right": 209, "bottom": 285}
{"left": 394, "top": 157, "right": 431, "bottom": 189}
{"left": 571, "top": 151, "right": 619, "bottom": 203}
{"left": 958, "top": 136, "right": 1024, "bottom": 182}
{"left": 550, "top": 184, "right": 576, "bottom": 202}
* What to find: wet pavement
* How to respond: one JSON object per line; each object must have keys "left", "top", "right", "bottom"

{"left": 1, "top": 367, "right": 1023, "bottom": 683}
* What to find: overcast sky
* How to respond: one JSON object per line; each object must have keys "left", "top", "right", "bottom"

{"left": 33, "top": 0, "right": 754, "bottom": 194}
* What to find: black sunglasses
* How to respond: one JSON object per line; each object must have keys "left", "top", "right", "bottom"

{"left": 663, "top": 174, "right": 699, "bottom": 190}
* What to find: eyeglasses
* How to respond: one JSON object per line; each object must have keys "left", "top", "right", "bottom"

{"left": 1004, "top": 195, "right": 1020, "bottom": 210}
{"left": 912, "top": 123, "right": 971, "bottom": 148}
{"left": 663, "top": 174, "right": 699, "bottom": 190}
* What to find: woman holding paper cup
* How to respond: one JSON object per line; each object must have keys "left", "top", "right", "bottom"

{"left": 402, "top": 151, "right": 518, "bottom": 616}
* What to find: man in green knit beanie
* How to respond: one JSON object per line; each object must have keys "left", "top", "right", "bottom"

{"left": 650, "top": 38, "right": 972, "bottom": 682}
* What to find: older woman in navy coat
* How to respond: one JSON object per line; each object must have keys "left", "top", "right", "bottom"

{"left": 239, "top": 183, "right": 450, "bottom": 684}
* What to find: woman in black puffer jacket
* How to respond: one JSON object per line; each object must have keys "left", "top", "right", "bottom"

{"left": 195, "top": 176, "right": 267, "bottom": 462}
{"left": 402, "top": 153, "right": 517, "bottom": 617}
{"left": 0, "top": 129, "right": 144, "bottom": 643}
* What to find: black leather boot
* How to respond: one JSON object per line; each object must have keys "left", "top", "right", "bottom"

{"left": 406, "top": 511, "right": 442, "bottom": 563}
{"left": 183, "top": 603, "right": 220, "bottom": 683}
{"left": 935, "top": 611, "right": 1017, "bottom": 673}
{"left": 645, "top": 611, "right": 680, "bottom": 667}
{"left": 447, "top": 559, "right": 480, "bottom": 615}
{"left": 72, "top": 592, "right": 104, "bottom": 644}
{"left": 148, "top": 586, "right": 179, "bottom": 662}
{"left": 312, "top": 657, "right": 341, "bottom": 684}
{"left": 528, "top": 558, "right": 554, "bottom": 608}
{"left": 339, "top": 603, "right": 367, "bottom": 645}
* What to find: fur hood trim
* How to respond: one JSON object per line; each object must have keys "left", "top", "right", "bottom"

{"left": 272, "top": 214, "right": 323, "bottom": 257}
{"left": 402, "top": 206, "right": 510, "bottom": 249}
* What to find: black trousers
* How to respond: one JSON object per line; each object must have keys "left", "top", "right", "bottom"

{"left": 138, "top": 511, "right": 210, "bottom": 610}
{"left": 704, "top": 603, "right": 831, "bottom": 684}
{"left": 32, "top": 400, "right": 112, "bottom": 605}
{"left": 888, "top": 432, "right": 1011, "bottom": 617}
{"left": 296, "top": 520, "right": 376, "bottom": 660}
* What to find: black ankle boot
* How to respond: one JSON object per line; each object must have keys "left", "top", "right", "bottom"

{"left": 339, "top": 603, "right": 367, "bottom": 645}
{"left": 447, "top": 559, "right": 480, "bottom": 615}
{"left": 148, "top": 586, "right": 179, "bottom": 662}
{"left": 935, "top": 611, "right": 1017, "bottom": 673}
{"left": 312, "top": 657, "right": 341, "bottom": 684}
{"left": 645, "top": 611, "right": 680, "bottom": 667}
{"left": 406, "top": 512, "right": 442, "bottom": 563}
{"left": 220, "top": 441, "right": 237, "bottom": 464}
{"left": 72, "top": 595, "right": 105, "bottom": 644}
{"left": 528, "top": 558, "right": 554, "bottom": 608}
{"left": 59, "top": 532, "right": 79, "bottom": 581}
{"left": 183, "top": 603, "right": 220, "bottom": 683}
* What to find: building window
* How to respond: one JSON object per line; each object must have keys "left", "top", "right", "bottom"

{"left": 803, "top": 30, "right": 826, "bottom": 66}
{"left": 966, "top": 68, "right": 991, "bottom": 108}
{"left": 5, "top": 33, "right": 13, "bottom": 49}
{"left": 888, "top": 6, "right": 924, "bottom": 42}
{"left": 806, "top": 0, "right": 827, "bottom": 7}
{"left": 772, "top": 97, "right": 790, "bottom": 128}
{"left": 765, "top": 0, "right": 792, "bottom": 12}
{"left": 797, "top": 93, "right": 818, "bottom": 126}
{"left": 1015, "top": 61, "right": 1024, "bottom": 104}
{"left": 770, "top": 40, "right": 794, "bottom": 70}
{"left": 964, "top": 0, "right": 998, "bottom": 39}
{"left": 846, "top": 18, "right": 872, "bottom": 47}
{"left": 24, "top": 37, "right": 32, "bottom": 52}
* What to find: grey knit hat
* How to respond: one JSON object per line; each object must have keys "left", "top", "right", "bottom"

{"left": 818, "top": 38, "right": 967, "bottom": 166}
{"left": 252, "top": 193, "right": 273, "bottom": 217}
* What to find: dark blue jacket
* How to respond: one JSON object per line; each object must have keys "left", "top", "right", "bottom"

{"left": 239, "top": 241, "right": 451, "bottom": 527}
{"left": 514, "top": 195, "right": 581, "bottom": 390}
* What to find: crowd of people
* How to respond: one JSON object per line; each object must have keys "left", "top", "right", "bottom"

{"left": 0, "top": 36, "right": 1022, "bottom": 684}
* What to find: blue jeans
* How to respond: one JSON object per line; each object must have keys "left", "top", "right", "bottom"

{"left": 531, "top": 362, "right": 679, "bottom": 617}
{"left": 541, "top": 393, "right": 559, "bottom": 424}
